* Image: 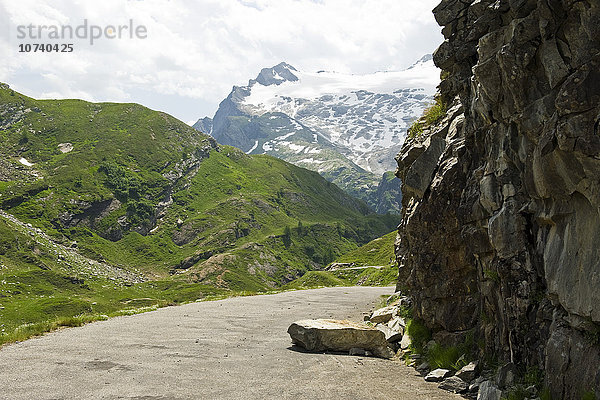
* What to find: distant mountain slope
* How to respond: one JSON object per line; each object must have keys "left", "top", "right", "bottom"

{"left": 0, "top": 83, "right": 398, "bottom": 291}
{"left": 194, "top": 56, "right": 438, "bottom": 213}
{"left": 283, "top": 230, "right": 399, "bottom": 290}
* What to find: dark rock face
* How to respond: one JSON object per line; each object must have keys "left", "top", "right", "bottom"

{"left": 373, "top": 171, "right": 403, "bottom": 214}
{"left": 395, "top": 1, "right": 600, "bottom": 398}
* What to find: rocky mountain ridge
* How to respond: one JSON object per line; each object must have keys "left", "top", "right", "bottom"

{"left": 194, "top": 57, "right": 439, "bottom": 213}
{"left": 395, "top": 0, "right": 600, "bottom": 398}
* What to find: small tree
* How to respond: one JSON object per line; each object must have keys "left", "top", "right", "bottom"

{"left": 336, "top": 222, "right": 342, "bottom": 237}
{"left": 283, "top": 226, "right": 292, "bottom": 248}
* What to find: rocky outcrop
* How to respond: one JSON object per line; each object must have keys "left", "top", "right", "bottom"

{"left": 395, "top": 0, "right": 600, "bottom": 398}
{"left": 373, "top": 171, "right": 403, "bottom": 214}
{"left": 192, "top": 116, "right": 213, "bottom": 134}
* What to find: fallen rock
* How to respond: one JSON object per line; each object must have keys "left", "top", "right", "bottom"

{"left": 369, "top": 305, "right": 398, "bottom": 323}
{"left": 399, "top": 332, "right": 412, "bottom": 350}
{"left": 416, "top": 361, "right": 431, "bottom": 375}
{"left": 456, "top": 361, "right": 480, "bottom": 382}
{"left": 386, "top": 291, "right": 403, "bottom": 304}
{"left": 376, "top": 323, "right": 403, "bottom": 343}
{"left": 287, "top": 319, "right": 394, "bottom": 358}
{"left": 477, "top": 381, "right": 502, "bottom": 400}
{"left": 397, "top": 296, "right": 412, "bottom": 308}
{"left": 495, "top": 363, "right": 516, "bottom": 389}
{"left": 469, "top": 376, "right": 485, "bottom": 392}
{"left": 387, "top": 316, "right": 406, "bottom": 334}
{"left": 438, "top": 376, "right": 468, "bottom": 393}
{"left": 424, "top": 368, "right": 452, "bottom": 382}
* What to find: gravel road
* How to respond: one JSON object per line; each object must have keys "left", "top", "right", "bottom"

{"left": 0, "top": 286, "right": 461, "bottom": 399}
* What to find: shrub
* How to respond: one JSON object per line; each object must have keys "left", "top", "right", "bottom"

{"left": 407, "top": 96, "right": 447, "bottom": 139}
{"left": 282, "top": 226, "right": 292, "bottom": 248}
{"left": 427, "top": 343, "right": 469, "bottom": 370}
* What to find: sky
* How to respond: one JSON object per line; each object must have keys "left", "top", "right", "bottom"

{"left": 0, "top": 0, "right": 443, "bottom": 125}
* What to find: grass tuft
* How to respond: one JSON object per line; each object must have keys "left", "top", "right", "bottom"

{"left": 0, "top": 314, "right": 109, "bottom": 346}
{"left": 407, "top": 96, "right": 447, "bottom": 139}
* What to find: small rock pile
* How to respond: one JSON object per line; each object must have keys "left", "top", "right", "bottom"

{"left": 362, "top": 295, "right": 412, "bottom": 355}
{"left": 286, "top": 293, "right": 412, "bottom": 359}
{"left": 421, "top": 363, "right": 483, "bottom": 397}
{"left": 370, "top": 295, "right": 539, "bottom": 399}
{"left": 365, "top": 296, "right": 488, "bottom": 397}
{"left": 288, "top": 293, "right": 533, "bottom": 399}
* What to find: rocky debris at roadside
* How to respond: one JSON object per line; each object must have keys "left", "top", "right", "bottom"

{"left": 369, "top": 305, "right": 399, "bottom": 324}
{"left": 425, "top": 368, "right": 452, "bottom": 382}
{"left": 455, "top": 361, "right": 480, "bottom": 383}
{"left": 376, "top": 323, "right": 404, "bottom": 343}
{"left": 287, "top": 292, "right": 412, "bottom": 360}
{"left": 289, "top": 295, "right": 532, "bottom": 399}
{"left": 438, "top": 376, "right": 469, "bottom": 394}
{"left": 363, "top": 297, "right": 528, "bottom": 399}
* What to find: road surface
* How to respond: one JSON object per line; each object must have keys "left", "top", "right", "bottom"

{"left": 0, "top": 286, "right": 462, "bottom": 399}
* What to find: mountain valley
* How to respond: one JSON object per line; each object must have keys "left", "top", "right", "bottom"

{"left": 0, "top": 83, "right": 399, "bottom": 343}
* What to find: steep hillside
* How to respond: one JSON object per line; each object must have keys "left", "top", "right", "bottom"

{"left": 284, "top": 230, "right": 398, "bottom": 290}
{"left": 0, "top": 83, "right": 399, "bottom": 341}
{"left": 0, "top": 210, "right": 225, "bottom": 344}
{"left": 395, "top": 1, "right": 600, "bottom": 398}
{"left": 193, "top": 58, "right": 437, "bottom": 212}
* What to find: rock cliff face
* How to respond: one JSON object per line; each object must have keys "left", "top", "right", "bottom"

{"left": 395, "top": 0, "right": 600, "bottom": 397}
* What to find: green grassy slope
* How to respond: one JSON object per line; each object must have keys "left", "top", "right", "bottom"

{"left": 334, "top": 230, "right": 397, "bottom": 266}
{"left": 0, "top": 83, "right": 399, "bottom": 342}
{"left": 284, "top": 231, "right": 398, "bottom": 289}
{"left": 213, "top": 111, "right": 383, "bottom": 210}
{"left": 0, "top": 213, "right": 226, "bottom": 345}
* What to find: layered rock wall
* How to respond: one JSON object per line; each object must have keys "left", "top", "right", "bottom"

{"left": 396, "top": 1, "right": 600, "bottom": 397}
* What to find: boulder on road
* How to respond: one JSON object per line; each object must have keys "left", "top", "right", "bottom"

{"left": 287, "top": 319, "right": 394, "bottom": 358}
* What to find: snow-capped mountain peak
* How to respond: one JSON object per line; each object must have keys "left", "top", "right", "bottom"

{"left": 235, "top": 56, "right": 438, "bottom": 174}
{"left": 407, "top": 53, "right": 434, "bottom": 70}
{"left": 194, "top": 55, "right": 439, "bottom": 213}
{"left": 252, "top": 62, "right": 299, "bottom": 86}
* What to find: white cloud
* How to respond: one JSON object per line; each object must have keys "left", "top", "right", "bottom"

{"left": 0, "top": 0, "right": 442, "bottom": 122}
